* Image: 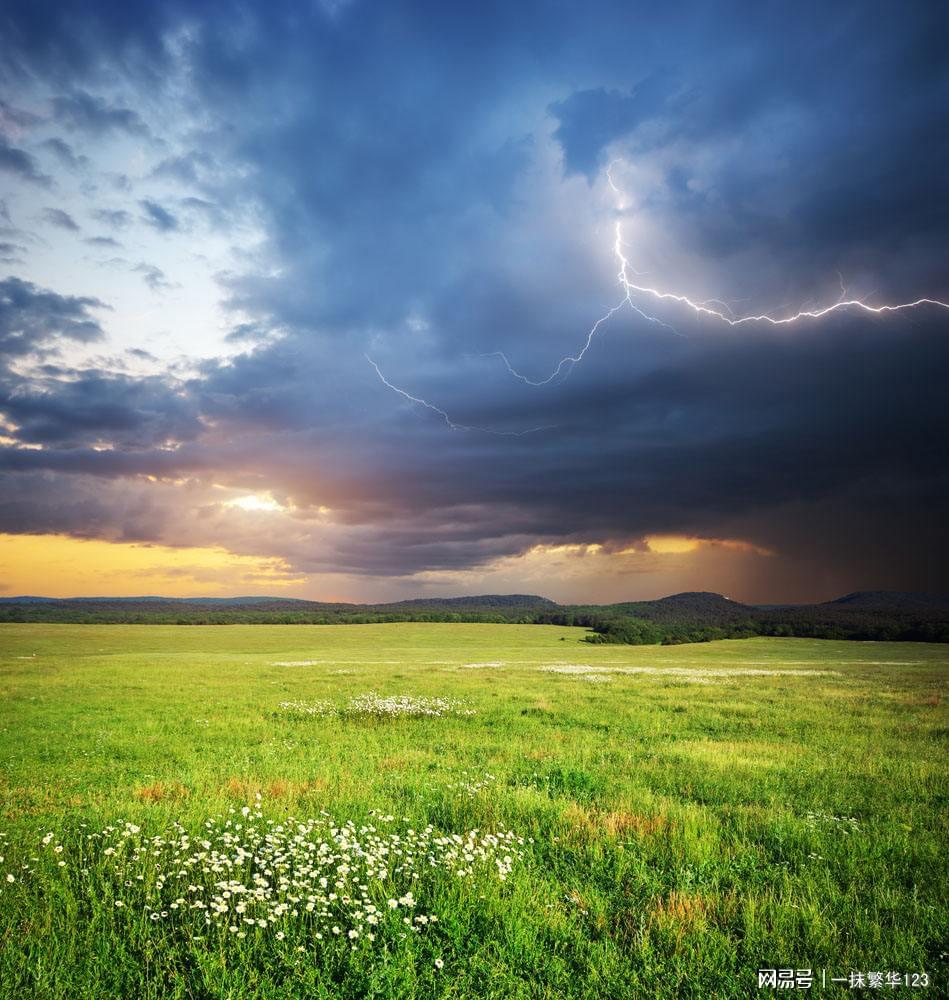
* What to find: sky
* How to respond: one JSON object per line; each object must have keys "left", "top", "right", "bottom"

{"left": 0, "top": 0, "right": 947, "bottom": 604}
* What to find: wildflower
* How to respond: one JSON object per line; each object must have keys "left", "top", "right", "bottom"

{"left": 342, "top": 693, "right": 474, "bottom": 719}
{"left": 435, "top": 958, "right": 444, "bottom": 970}
{"left": 10, "top": 811, "right": 525, "bottom": 958}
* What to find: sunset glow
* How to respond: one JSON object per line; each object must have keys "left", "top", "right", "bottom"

{"left": 0, "top": 534, "right": 303, "bottom": 598}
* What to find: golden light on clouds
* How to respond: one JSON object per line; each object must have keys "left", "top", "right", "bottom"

{"left": 644, "top": 535, "right": 701, "bottom": 554}
{"left": 404, "top": 533, "right": 777, "bottom": 606}
{"left": 644, "top": 535, "right": 774, "bottom": 557}
{"left": 0, "top": 533, "right": 305, "bottom": 598}
{"left": 223, "top": 494, "right": 286, "bottom": 513}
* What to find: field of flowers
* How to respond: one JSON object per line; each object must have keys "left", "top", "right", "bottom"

{"left": 0, "top": 624, "right": 946, "bottom": 998}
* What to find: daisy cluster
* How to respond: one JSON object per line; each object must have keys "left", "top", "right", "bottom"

{"left": 346, "top": 694, "right": 474, "bottom": 718}
{"left": 278, "top": 694, "right": 474, "bottom": 720}
{"left": 448, "top": 772, "right": 498, "bottom": 797}
{"left": 6, "top": 801, "right": 527, "bottom": 953}
{"left": 277, "top": 700, "right": 336, "bottom": 717}
{"left": 805, "top": 811, "right": 861, "bottom": 831}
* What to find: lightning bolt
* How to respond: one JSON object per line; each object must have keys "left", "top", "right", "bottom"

{"left": 366, "top": 355, "right": 552, "bottom": 435}
{"left": 494, "top": 159, "right": 949, "bottom": 385}
{"left": 485, "top": 201, "right": 680, "bottom": 387}
{"left": 619, "top": 260, "right": 949, "bottom": 327}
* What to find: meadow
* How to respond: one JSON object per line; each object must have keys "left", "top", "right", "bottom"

{"left": 0, "top": 623, "right": 945, "bottom": 998}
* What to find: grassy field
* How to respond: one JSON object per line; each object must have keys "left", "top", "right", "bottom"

{"left": 0, "top": 623, "right": 946, "bottom": 998}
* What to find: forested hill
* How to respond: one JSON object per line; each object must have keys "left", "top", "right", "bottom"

{"left": 1, "top": 591, "right": 947, "bottom": 644}
{"left": 571, "top": 591, "right": 949, "bottom": 643}
{"left": 0, "top": 594, "right": 557, "bottom": 624}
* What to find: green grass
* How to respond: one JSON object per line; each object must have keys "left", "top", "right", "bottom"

{"left": 0, "top": 623, "right": 946, "bottom": 998}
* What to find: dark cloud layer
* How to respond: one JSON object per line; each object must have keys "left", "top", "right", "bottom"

{"left": 0, "top": 277, "right": 105, "bottom": 357}
{"left": 51, "top": 90, "right": 148, "bottom": 137}
{"left": 0, "top": 0, "right": 946, "bottom": 600}
{"left": 139, "top": 199, "right": 178, "bottom": 232}
{"left": 41, "top": 136, "right": 87, "bottom": 170}
{"left": 42, "top": 206, "right": 79, "bottom": 231}
{"left": 0, "top": 137, "right": 51, "bottom": 187}
{"left": 1, "top": 370, "right": 201, "bottom": 448}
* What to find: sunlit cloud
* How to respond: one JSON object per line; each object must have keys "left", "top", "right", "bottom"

{"left": 220, "top": 493, "right": 289, "bottom": 513}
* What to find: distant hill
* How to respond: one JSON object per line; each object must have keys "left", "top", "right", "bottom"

{"left": 824, "top": 591, "right": 949, "bottom": 611}
{"left": 596, "top": 591, "right": 754, "bottom": 624}
{"left": 385, "top": 594, "right": 556, "bottom": 609}
{"left": 0, "top": 590, "right": 946, "bottom": 643}
{"left": 2, "top": 593, "right": 553, "bottom": 609}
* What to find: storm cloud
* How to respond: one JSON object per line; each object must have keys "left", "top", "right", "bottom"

{"left": 0, "top": 277, "right": 105, "bottom": 357}
{"left": 0, "top": 0, "right": 946, "bottom": 602}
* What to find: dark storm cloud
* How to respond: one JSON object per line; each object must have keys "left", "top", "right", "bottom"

{"left": 40, "top": 136, "right": 88, "bottom": 170}
{"left": 0, "top": 137, "right": 51, "bottom": 187}
{"left": 0, "top": 0, "right": 946, "bottom": 598}
{"left": 139, "top": 199, "right": 178, "bottom": 232}
{"left": 0, "top": 469, "right": 198, "bottom": 542}
{"left": 51, "top": 90, "right": 148, "bottom": 137}
{"left": 550, "top": 78, "right": 671, "bottom": 178}
{"left": 0, "top": 0, "right": 174, "bottom": 84}
{"left": 0, "top": 369, "right": 201, "bottom": 448}
{"left": 0, "top": 276, "right": 105, "bottom": 357}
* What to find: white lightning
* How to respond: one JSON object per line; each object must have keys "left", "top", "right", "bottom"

{"left": 619, "top": 253, "right": 949, "bottom": 327}
{"left": 494, "top": 158, "right": 949, "bottom": 385}
{"left": 485, "top": 202, "right": 680, "bottom": 387}
{"left": 366, "top": 355, "right": 551, "bottom": 435}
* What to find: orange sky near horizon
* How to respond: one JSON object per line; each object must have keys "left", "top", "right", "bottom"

{"left": 0, "top": 533, "right": 307, "bottom": 598}
{"left": 0, "top": 530, "right": 782, "bottom": 603}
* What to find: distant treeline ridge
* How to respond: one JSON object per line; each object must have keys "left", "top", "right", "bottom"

{"left": 1, "top": 591, "right": 947, "bottom": 644}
